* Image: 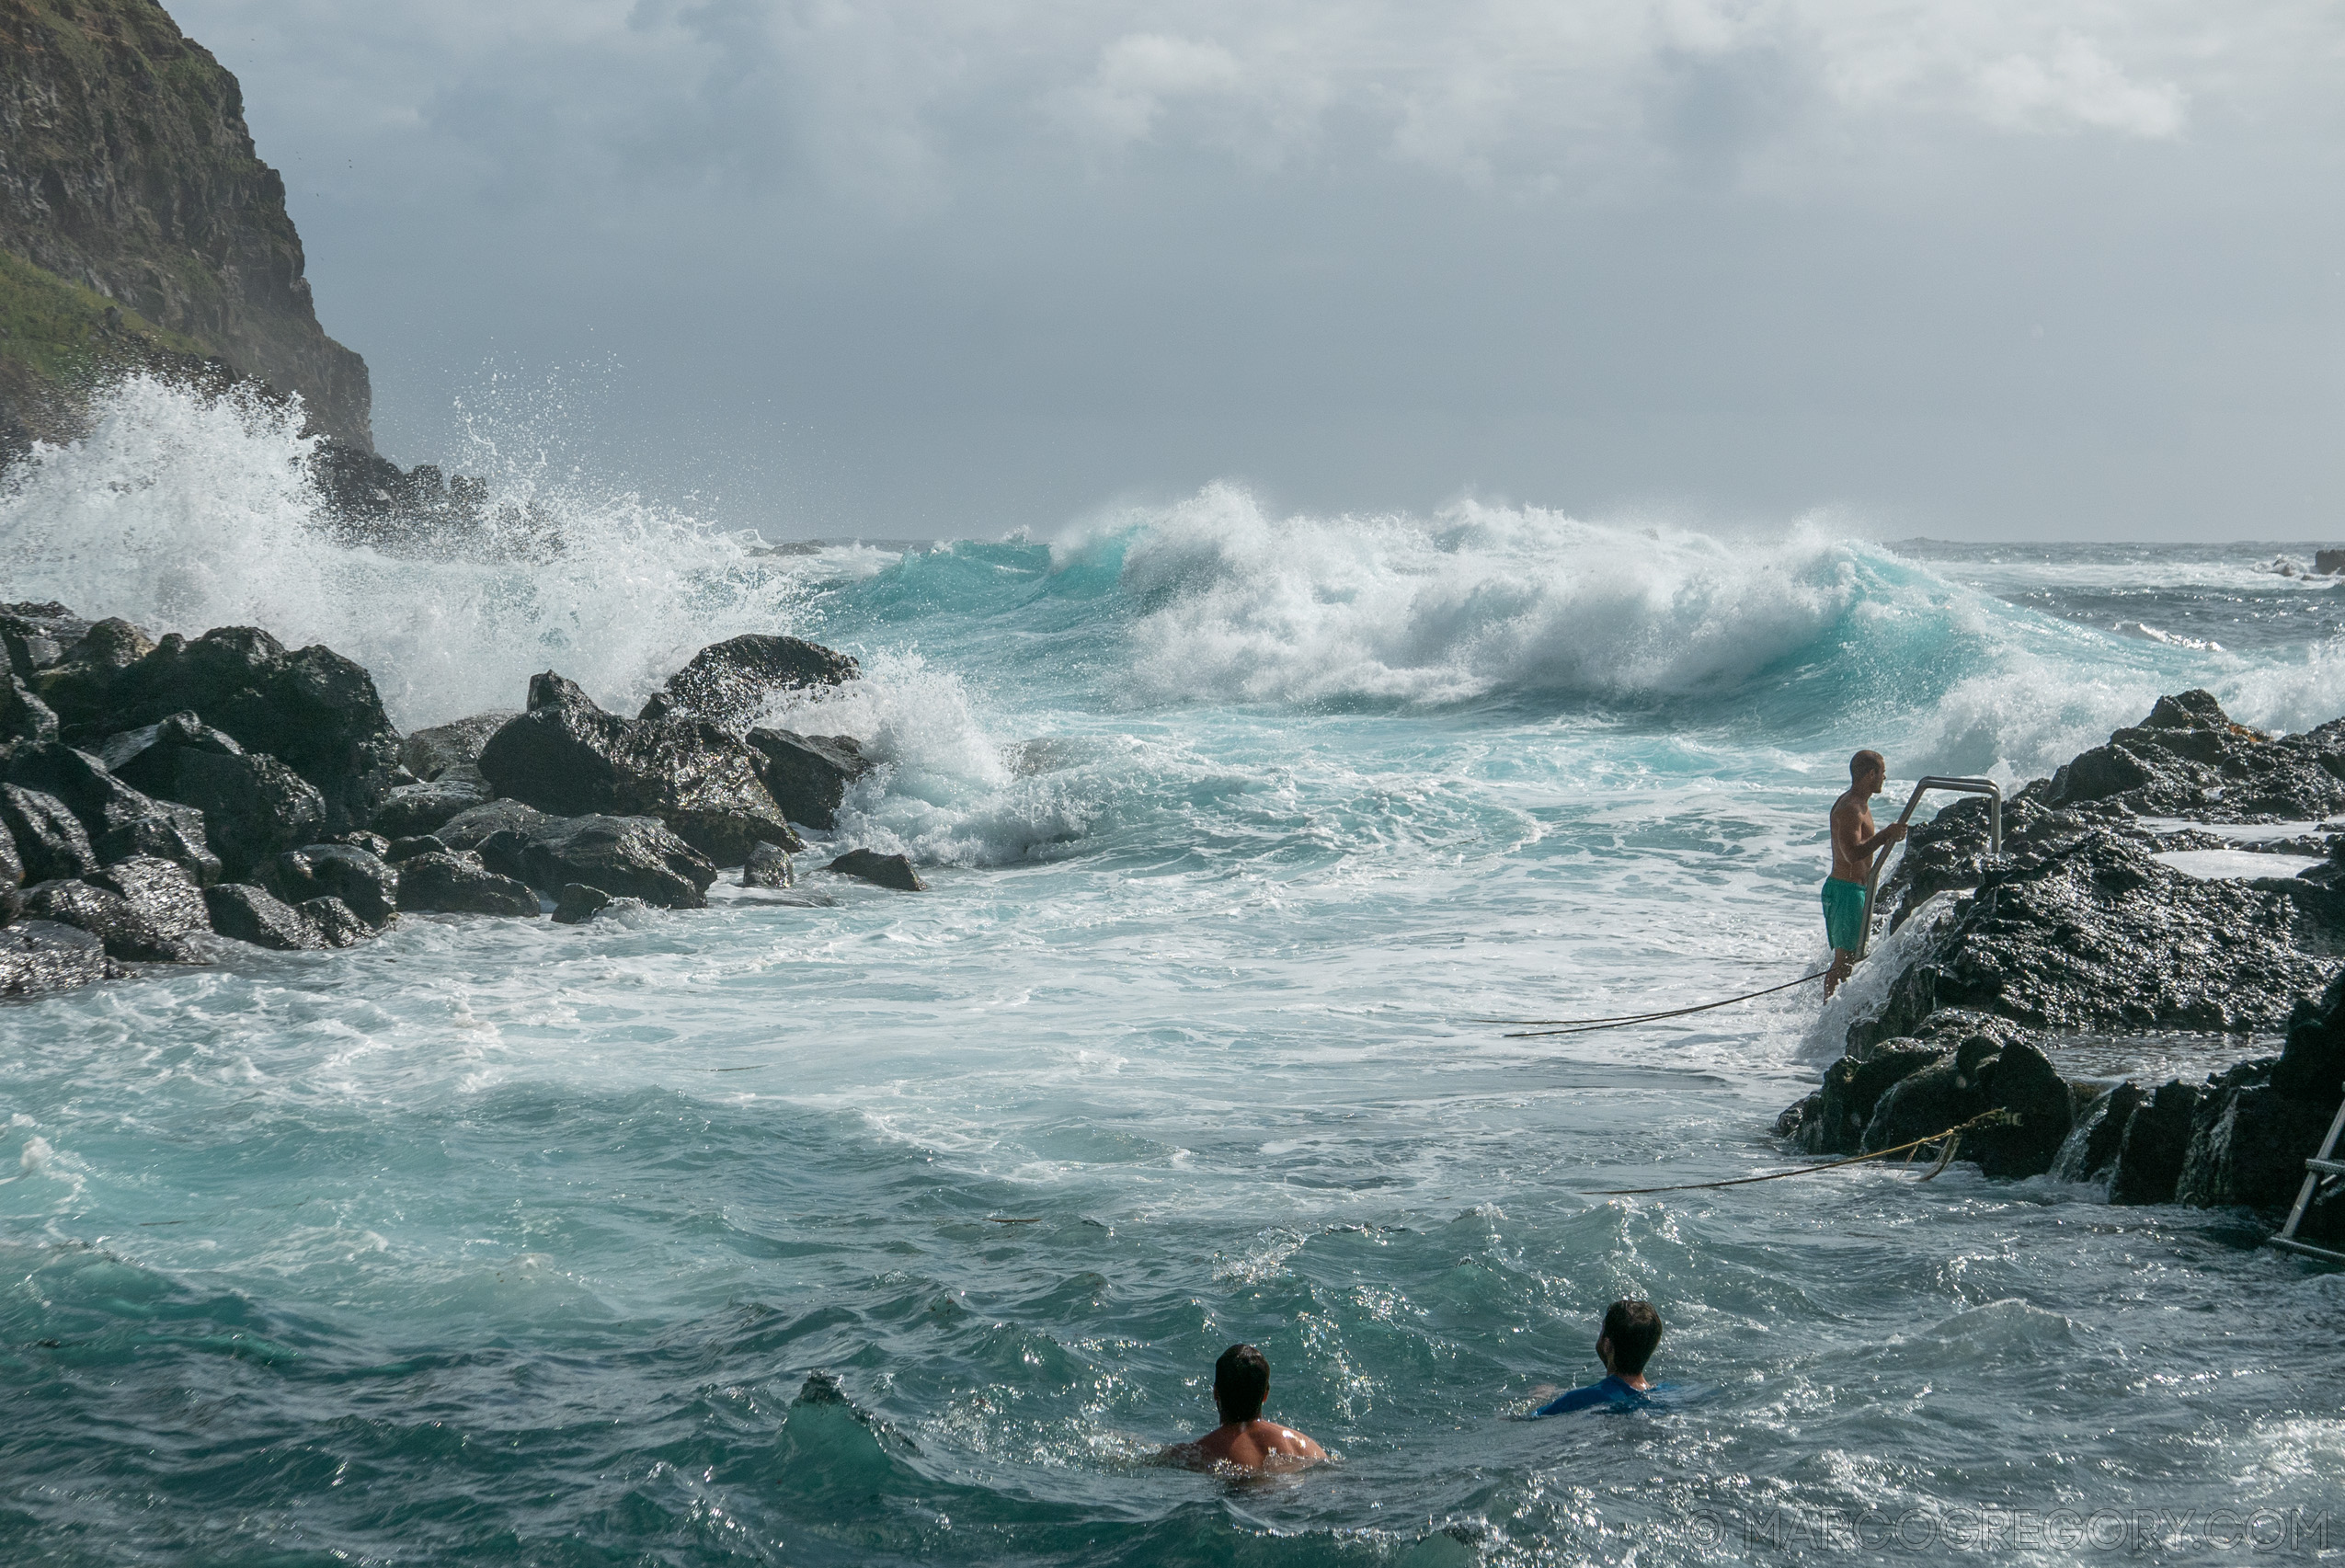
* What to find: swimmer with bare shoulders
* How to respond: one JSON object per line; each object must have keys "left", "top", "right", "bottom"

{"left": 1822, "top": 749, "right": 1906, "bottom": 998}
{"left": 1162, "top": 1344, "right": 1326, "bottom": 1473}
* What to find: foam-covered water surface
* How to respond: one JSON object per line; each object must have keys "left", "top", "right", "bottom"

{"left": 5, "top": 382, "right": 2345, "bottom": 1563}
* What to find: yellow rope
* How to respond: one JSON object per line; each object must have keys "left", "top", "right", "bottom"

{"left": 1593, "top": 1109, "right": 2019, "bottom": 1196}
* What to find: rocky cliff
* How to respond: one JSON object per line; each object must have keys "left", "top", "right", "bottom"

{"left": 0, "top": 0, "right": 370, "bottom": 449}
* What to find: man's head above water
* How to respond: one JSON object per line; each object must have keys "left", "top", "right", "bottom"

{"left": 1849, "top": 749, "right": 1886, "bottom": 792}
{"left": 1213, "top": 1343, "right": 1271, "bottom": 1425}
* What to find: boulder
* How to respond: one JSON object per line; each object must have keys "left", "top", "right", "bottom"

{"left": 551, "top": 883, "right": 612, "bottom": 924}
{"left": 2174, "top": 1061, "right": 2341, "bottom": 1212}
{"left": 1794, "top": 1044, "right": 1943, "bottom": 1156}
{"left": 371, "top": 764, "right": 492, "bottom": 838}
{"left": 1861, "top": 1036, "right": 1996, "bottom": 1154}
{"left": 639, "top": 634, "right": 858, "bottom": 728}
{"left": 85, "top": 856, "right": 212, "bottom": 945}
{"left": 169, "top": 750, "right": 328, "bottom": 881}
{"left": 477, "top": 671, "right": 797, "bottom": 864}
{"left": 2052, "top": 1081, "right": 2145, "bottom": 1184}
{"left": 93, "top": 811, "right": 221, "bottom": 887}
{"left": 433, "top": 797, "right": 547, "bottom": 851}
{"left": 74, "top": 625, "right": 403, "bottom": 833}
{"left": 20, "top": 877, "right": 201, "bottom": 962}
{"left": 515, "top": 815, "right": 715, "bottom": 910}
{"left": 745, "top": 728, "right": 871, "bottom": 829}
{"left": 99, "top": 711, "right": 243, "bottom": 795}
{"left": 394, "top": 851, "right": 539, "bottom": 917}
{"left": 1853, "top": 830, "right": 2329, "bottom": 1053}
{"left": 27, "top": 618, "right": 156, "bottom": 729}
{"left": 2107, "top": 1082, "right": 2202, "bottom": 1206}
{"left": 1963, "top": 1036, "right": 2074, "bottom": 1178}
{"left": 6, "top": 741, "right": 171, "bottom": 841}
{"left": 823, "top": 848, "right": 924, "bottom": 892}
{"left": 201, "top": 883, "right": 320, "bottom": 951}
{"left": 742, "top": 841, "right": 795, "bottom": 889}
{"left": 2316, "top": 548, "right": 2345, "bottom": 576}
{"left": 0, "top": 813, "right": 19, "bottom": 888}
{"left": 2272, "top": 969, "right": 2345, "bottom": 1104}
{"left": 0, "top": 601, "right": 89, "bottom": 682}
{"left": 384, "top": 835, "right": 447, "bottom": 863}
{"left": 260, "top": 845, "right": 400, "bottom": 929}
{"left": 0, "top": 673, "right": 58, "bottom": 745}
{"left": 399, "top": 713, "right": 516, "bottom": 781}
{"left": 0, "top": 784, "right": 97, "bottom": 882}
{"left": 0, "top": 919, "right": 121, "bottom": 995}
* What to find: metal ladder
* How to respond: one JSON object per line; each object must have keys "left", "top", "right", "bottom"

{"left": 2269, "top": 1088, "right": 2345, "bottom": 1267}
{"left": 1855, "top": 776, "right": 2004, "bottom": 959}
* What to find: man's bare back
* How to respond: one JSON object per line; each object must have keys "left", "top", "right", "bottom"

{"left": 1167, "top": 1418, "right": 1326, "bottom": 1473}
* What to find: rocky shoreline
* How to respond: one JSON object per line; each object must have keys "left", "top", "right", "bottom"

{"left": 1779, "top": 692, "right": 2345, "bottom": 1252}
{"left": 2, "top": 601, "right": 915, "bottom": 995}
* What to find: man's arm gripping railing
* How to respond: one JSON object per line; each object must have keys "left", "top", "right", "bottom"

{"left": 1855, "top": 777, "right": 2002, "bottom": 959}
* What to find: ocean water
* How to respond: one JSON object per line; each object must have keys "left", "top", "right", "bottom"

{"left": 3, "top": 380, "right": 2344, "bottom": 1565}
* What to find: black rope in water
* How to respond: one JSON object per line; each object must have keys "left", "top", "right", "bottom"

{"left": 1477, "top": 968, "right": 1832, "bottom": 1039}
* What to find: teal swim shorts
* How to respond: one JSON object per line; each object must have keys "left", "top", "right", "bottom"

{"left": 1821, "top": 876, "right": 1869, "bottom": 954}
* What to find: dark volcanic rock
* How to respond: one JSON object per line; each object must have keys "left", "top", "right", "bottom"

{"left": 93, "top": 811, "right": 221, "bottom": 887}
{"left": 641, "top": 635, "right": 858, "bottom": 729}
{"left": 399, "top": 714, "right": 516, "bottom": 781}
{"left": 70, "top": 626, "right": 403, "bottom": 833}
{"left": 3, "top": 741, "right": 217, "bottom": 883}
{"left": 0, "top": 784, "right": 97, "bottom": 882}
{"left": 0, "top": 920, "right": 121, "bottom": 995}
{"left": 202, "top": 883, "right": 320, "bottom": 951}
{"left": 516, "top": 815, "right": 715, "bottom": 910}
{"left": 260, "top": 845, "right": 399, "bottom": 929}
{"left": 100, "top": 711, "right": 243, "bottom": 795}
{"left": 478, "top": 671, "right": 797, "bottom": 864}
{"left": 172, "top": 750, "right": 328, "bottom": 881}
{"left": 2053, "top": 1082, "right": 2146, "bottom": 1184}
{"left": 2107, "top": 1082, "right": 2202, "bottom": 1206}
{"left": 745, "top": 728, "right": 872, "bottom": 830}
{"left": 297, "top": 897, "right": 372, "bottom": 947}
{"left": 2174, "top": 1060, "right": 2340, "bottom": 1213}
{"left": 21, "top": 877, "right": 200, "bottom": 962}
{"left": 433, "top": 798, "right": 547, "bottom": 851}
{"left": 1, "top": 674, "right": 58, "bottom": 745}
{"left": 1854, "top": 830, "right": 2328, "bottom": 1053}
{"left": 27, "top": 619, "right": 157, "bottom": 727}
{"left": 551, "top": 883, "right": 612, "bottom": 924}
{"left": 2274, "top": 969, "right": 2345, "bottom": 1104}
{"left": 824, "top": 848, "right": 924, "bottom": 892}
{"left": 2042, "top": 691, "right": 2345, "bottom": 819}
{"left": 394, "top": 852, "right": 538, "bottom": 917}
{"left": 384, "top": 835, "right": 447, "bottom": 862}
{"left": 86, "top": 857, "right": 212, "bottom": 946}
{"left": 1862, "top": 1036, "right": 1996, "bottom": 1154}
{"left": 0, "top": 813, "right": 19, "bottom": 888}
{"left": 0, "top": 602, "right": 90, "bottom": 682}
{"left": 1796, "top": 1045, "right": 1943, "bottom": 1156}
{"left": 1964, "top": 1036, "right": 2074, "bottom": 1178}
{"left": 371, "top": 766, "right": 492, "bottom": 839}
{"left": 742, "top": 841, "right": 795, "bottom": 889}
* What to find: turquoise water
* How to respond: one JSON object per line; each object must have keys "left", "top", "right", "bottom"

{"left": 5, "top": 384, "right": 2345, "bottom": 1563}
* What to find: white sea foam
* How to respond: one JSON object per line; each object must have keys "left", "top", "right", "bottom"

{"left": 0, "top": 374, "right": 810, "bottom": 727}
{"left": 1097, "top": 485, "right": 1863, "bottom": 706}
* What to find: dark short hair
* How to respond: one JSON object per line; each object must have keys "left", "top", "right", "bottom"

{"left": 1213, "top": 1343, "right": 1270, "bottom": 1423}
{"left": 1849, "top": 750, "right": 1885, "bottom": 783}
{"left": 1601, "top": 1300, "right": 1663, "bottom": 1375}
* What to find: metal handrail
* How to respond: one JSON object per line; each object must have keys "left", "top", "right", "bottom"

{"left": 1855, "top": 776, "right": 2003, "bottom": 958}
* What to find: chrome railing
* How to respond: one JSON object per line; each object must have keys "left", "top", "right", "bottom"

{"left": 1856, "top": 776, "right": 2003, "bottom": 958}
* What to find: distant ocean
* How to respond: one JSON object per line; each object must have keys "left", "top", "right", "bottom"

{"left": 4, "top": 378, "right": 2342, "bottom": 1564}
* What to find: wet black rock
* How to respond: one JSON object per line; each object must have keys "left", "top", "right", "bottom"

{"left": 394, "top": 851, "right": 539, "bottom": 917}
{"left": 1961, "top": 1036, "right": 2074, "bottom": 1179}
{"left": 515, "top": 815, "right": 715, "bottom": 910}
{"left": 2053, "top": 1081, "right": 2145, "bottom": 1184}
{"left": 0, "top": 813, "right": 19, "bottom": 888}
{"left": 201, "top": 883, "right": 318, "bottom": 950}
{"left": 639, "top": 635, "right": 858, "bottom": 729}
{"left": 2042, "top": 691, "right": 2345, "bottom": 820}
{"left": 433, "top": 798, "right": 547, "bottom": 851}
{"left": 551, "top": 883, "right": 612, "bottom": 924}
{"left": 1, "top": 673, "right": 58, "bottom": 745}
{"left": 173, "top": 750, "right": 328, "bottom": 882}
{"left": 93, "top": 811, "right": 221, "bottom": 887}
{"left": 741, "top": 841, "right": 794, "bottom": 889}
{"left": 0, "top": 602, "right": 89, "bottom": 682}
{"left": 86, "top": 856, "right": 212, "bottom": 947}
{"left": 0, "top": 784, "right": 97, "bottom": 882}
{"left": 745, "top": 728, "right": 871, "bottom": 830}
{"left": 0, "top": 919, "right": 121, "bottom": 995}
{"left": 21, "top": 876, "right": 201, "bottom": 962}
{"left": 260, "top": 844, "right": 399, "bottom": 929}
{"left": 27, "top": 618, "right": 157, "bottom": 728}
{"left": 478, "top": 671, "right": 796, "bottom": 864}
{"left": 824, "top": 848, "right": 924, "bottom": 892}
{"left": 2173, "top": 1059, "right": 2340, "bottom": 1213}
{"left": 1792, "top": 1044, "right": 1942, "bottom": 1155}
{"left": 2107, "top": 1082, "right": 2202, "bottom": 1206}
{"left": 1854, "top": 830, "right": 2328, "bottom": 1053}
{"left": 1861, "top": 1036, "right": 1996, "bottom": 1154}
{"left": 371, "top": 766, "right": 491, "bottom": 839}
{"left": 3, "top": 742, "right": 218, "bottom": 884}
{"left": 384, "top": 835, "right": 447, "bottom": 862}
{"left": 398, "top": 713, "right": 515, "bottom": 781}
{"left": 69, "top": 626, "right": 403, "bottom": 834}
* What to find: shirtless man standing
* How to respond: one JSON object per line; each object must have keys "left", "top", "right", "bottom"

{"left": 1165, "top": 1344, "right": 1326, "bottom": 1473}
{"left": 1822, "top": 750, "right": 1906, "bottom": 998}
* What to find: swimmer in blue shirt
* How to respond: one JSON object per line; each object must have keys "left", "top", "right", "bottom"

{"left": 1530, "top": 1299, "right": 1667, "bottom": 1416}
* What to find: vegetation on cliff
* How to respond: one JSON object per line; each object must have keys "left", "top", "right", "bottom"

{"left": 0, "top": 0, "right": 371, "bottom": 450}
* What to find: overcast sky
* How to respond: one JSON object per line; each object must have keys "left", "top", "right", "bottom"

{"left": 175, "top": 0, "right": 2342, "bottom": 541}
